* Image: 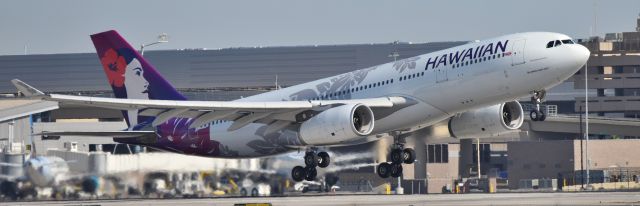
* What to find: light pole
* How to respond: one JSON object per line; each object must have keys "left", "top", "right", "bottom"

{"left": 140, "top": 33, "right": 169, "bottom": 56}
{"left": 388, "top": 51, "right": 399, "bottom": 62}
{"left": 387, "top": 45, "right": 401, "bottom": 194}
{"left": 584, "top": 41, "right": 590, "bottom": 189}
{"left": 388, "top": 41, "right": 400, "bottom": 62}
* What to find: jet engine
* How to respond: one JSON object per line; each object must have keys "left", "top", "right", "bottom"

{"left": 448, "top": 101, "right": 524, "bottom": 139}
{"left": 299, "top": 104, "right": 375, "bottom": 145}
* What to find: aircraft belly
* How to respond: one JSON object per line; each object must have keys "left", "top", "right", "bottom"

{"left": 371, "top": 100, "right": 449, "bottom": 134}
{"left": 425, "top": 69, "right": 510, "bottom": 114}
{"left": 152, "top": 118, "right": 295, "bottom": 159}
{"left": 208, "top": 123, "right": 297, "bottom": 158}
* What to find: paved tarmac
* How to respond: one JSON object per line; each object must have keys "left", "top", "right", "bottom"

{"left": 3, "top": 192, "right": 640, "bottom": 206}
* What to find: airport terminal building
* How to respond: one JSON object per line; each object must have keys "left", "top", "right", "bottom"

{"left": 1, "top": 16, "right": 640, "bottom": 195}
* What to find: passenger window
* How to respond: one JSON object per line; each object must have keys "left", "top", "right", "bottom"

{"left": 546, "top": 41, "right": 554, "bottom": 48}
{"left": 554, "top": 40, "right": 562, "bottom": 47}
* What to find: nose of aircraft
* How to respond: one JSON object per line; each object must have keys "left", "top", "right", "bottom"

{"left": 573, "top": 44, "right": 591, "bottom": 68}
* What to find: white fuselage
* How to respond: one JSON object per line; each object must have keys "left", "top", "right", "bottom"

{"left": 200, "top": 32, "right": 589, "bottom": 158}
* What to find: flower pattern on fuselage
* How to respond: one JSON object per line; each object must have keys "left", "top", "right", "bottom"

{"left": 288, "top": 66, "right": 377, "bottom": 101}
{"left": 156, "top": 118, "right": 222, "bottom": 156}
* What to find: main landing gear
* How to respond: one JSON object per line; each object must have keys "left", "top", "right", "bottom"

{"left": 376, "top": 133, "right": 416, "bottom": 179}
{"left": 529, "top": 90, "right": 547, "bottom": 122}
{"left": 291, "top": 150, "right": 330, "bottom": 182}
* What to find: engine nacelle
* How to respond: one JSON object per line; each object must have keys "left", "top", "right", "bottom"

{"left": 299, "top": 104, "right": 375, "bottom": 145}
{"left": 448, "top": 101, "right": 524, "bottom": 139}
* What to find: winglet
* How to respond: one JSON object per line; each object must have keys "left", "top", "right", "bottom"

{"left": 11, "top": 79, "right": 45, "bottom": 97}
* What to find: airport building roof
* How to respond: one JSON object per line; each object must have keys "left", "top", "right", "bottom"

{"left": 0, "top": 100, "right": 58, "bottom": 122}
{"left": 0, "top": 41, "right": 465, "bottom": 94}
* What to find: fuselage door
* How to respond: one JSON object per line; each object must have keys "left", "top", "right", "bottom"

{"left": 436, "top": 68, "right": 448, "bottom": 83}
{"left": 511, "top": 39, "right": 526, "bottom": 66}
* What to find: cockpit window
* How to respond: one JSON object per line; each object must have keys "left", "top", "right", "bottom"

{"left": 561, "top": 39, "right": 574, "bottom": 44}
{"left": 547, "top": 39, "right": 574, "bottom": 48}
{"left": 546, "top": 41, "right": 554, "bottom": 48}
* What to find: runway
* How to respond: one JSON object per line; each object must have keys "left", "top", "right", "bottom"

{"left": 4, "top": 192, "right": 640, "bottom": 206}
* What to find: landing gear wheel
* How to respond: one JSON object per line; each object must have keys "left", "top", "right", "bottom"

{"left": 530, "top": 90, "right": 547, "bottom": 122}
{"left": 377, "top": 162, "right": 391, "bottom": 178}
{"left": 317, "top": 152, "right": 330, "bottom": 168}
{"left": 402, "top": 148, "right": 416, "bottom": 164}
{"left": 304, "top": 152, "right": 318, "bottom": 167}
{"left": 291, "top": 166, "right": 306, "bottom": 182}
{"left": 530, "top": 110, "right": 541, "bottom": 121}
{"left": 305, "top": 166, "right": 317, "bottom": 181}
{"left": 390, "top": 149, "right": 403, "bottom": 164}
{"left": 390, "top": 164, "right": 403, "bottom": 178}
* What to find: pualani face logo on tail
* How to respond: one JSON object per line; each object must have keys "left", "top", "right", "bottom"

{"left": 98, "top": 48, "right": 150, "bottom": 127}
{"left": 99, "top": 48, "right": 150, "bottom": 100}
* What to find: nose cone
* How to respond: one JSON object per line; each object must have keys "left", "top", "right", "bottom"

{"left": 573, "top": 44, "right": 590, "bottom": 68}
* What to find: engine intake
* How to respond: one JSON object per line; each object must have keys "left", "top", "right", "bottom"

{"left": 448, "top": 101, "right": 524, "bottom": 139}
{"left": 299, "top": 104, "right": 374, "bottom": 145}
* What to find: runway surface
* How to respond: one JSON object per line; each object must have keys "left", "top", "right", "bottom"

{"left": 4, "top": 192, "right": 640, "bottom": 206}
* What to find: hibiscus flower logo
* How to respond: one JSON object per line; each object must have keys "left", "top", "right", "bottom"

{"left": 393, "top": 56, "right": 420, "bottom": 73}
{"left": 100, "top": 49, "right": 126, "bottom": 87}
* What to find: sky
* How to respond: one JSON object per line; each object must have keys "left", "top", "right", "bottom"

{"left": 1, "top": 0, "right": 639, "bottom": 55}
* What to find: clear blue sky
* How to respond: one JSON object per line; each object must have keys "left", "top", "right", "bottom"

{"left": 1, "top": 0, "right": 639, "bottom": 55}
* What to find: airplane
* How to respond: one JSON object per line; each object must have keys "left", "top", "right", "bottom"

{"left": 12, "top": 30, "right": 589, "bottom": 182}
{"left": 0, "top": 156, "right": 77, "bottom": 199}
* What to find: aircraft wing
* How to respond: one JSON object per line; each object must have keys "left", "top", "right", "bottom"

{"left": 13, "top": 79, "right": 411, "bottom": 132}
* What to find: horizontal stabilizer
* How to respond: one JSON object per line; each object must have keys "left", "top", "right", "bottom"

{"left": 37, "top": 131, "right": 155, "bottom": 138}
{"left": 11, "top": 79, "right": 45, "bottom": 97}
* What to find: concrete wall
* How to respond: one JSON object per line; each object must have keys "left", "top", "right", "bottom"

{"left": 508, "top": 139, "right": 640, "bottom": 189}
{"left": 47, "top": 149, "right": 249, "bottom": 174}
{"left": 507, "top": 141, "right": 575, "bottom": 189}
{"left": 426, "top": 143, "right": 459, "bottom": 194}
{"left": 574, "top": 139, "right": 640, "bottom": 170}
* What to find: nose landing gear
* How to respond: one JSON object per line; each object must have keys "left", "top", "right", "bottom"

{"left": 377, "top": 133, "right": 416, "bottom": 179}
{"left": 291, "top": 150, "right": 331, "bottom": 182}
{"left": 530, "top": 90, "right": 547, "bottom": 121}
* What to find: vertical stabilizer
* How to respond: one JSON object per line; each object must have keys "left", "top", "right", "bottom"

{"left": 90, "top": 30, "right": 186, "bottom": 128}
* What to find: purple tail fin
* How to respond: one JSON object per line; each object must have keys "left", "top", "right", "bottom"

{"left": 90, "top": 30, "right": 186, "bottom": 128}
